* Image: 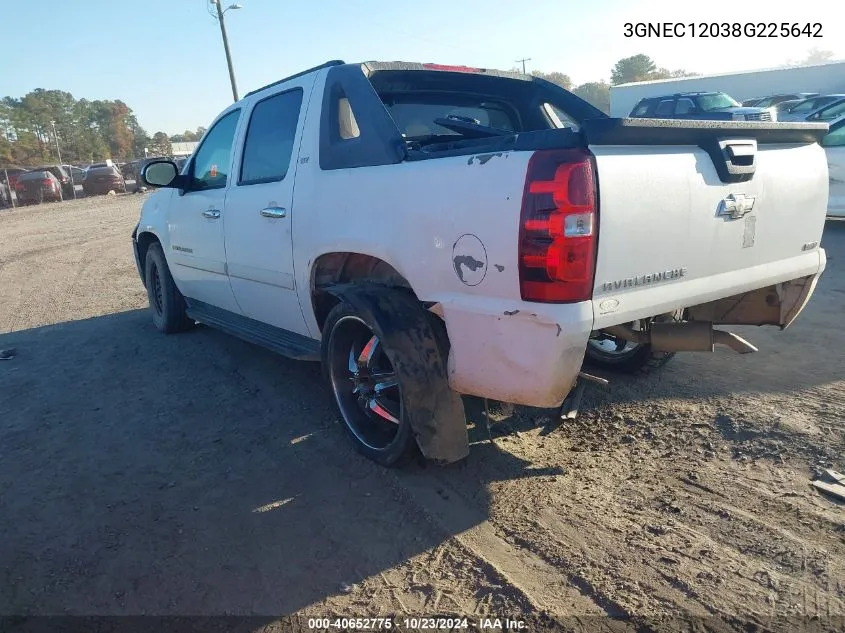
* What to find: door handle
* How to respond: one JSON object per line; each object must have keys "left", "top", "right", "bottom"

{"left": 202, "top": 209, "right": 221, "bottom": 219}
{"left": 260, "top": 206, "right": 287, "bottom": 219}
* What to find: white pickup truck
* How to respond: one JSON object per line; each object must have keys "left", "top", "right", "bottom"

{"left": 133, "top": 60, "right": 829, "bottom": 466}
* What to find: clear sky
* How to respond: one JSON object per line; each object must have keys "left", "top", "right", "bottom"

{"left": 2, "top": 0, "right": 842, "bottom": 134}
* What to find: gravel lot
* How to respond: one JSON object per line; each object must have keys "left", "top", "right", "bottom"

{"left": 0, "top": 195, "right": 843, "bottom": 630}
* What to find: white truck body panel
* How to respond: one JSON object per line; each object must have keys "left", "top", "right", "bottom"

{"left": 590, "top": 142, "right": 829, "bottom": 328}
{"left": 135, "top": 62, "right": 830, "bottom": 410}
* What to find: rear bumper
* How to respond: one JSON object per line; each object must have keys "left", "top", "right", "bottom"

{"left": 84, "top": 181, "right": 124, "bottom": 194}
{"left": 592, "top": 250, "right": 826, "bottom": 330}
{"left": 437, "top": 249, "right": 826, "bottom": 409}
{"left": 437, "top": 296, "right": 593, "bottom": 408}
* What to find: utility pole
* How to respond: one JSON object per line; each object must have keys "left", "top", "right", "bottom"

{"left": 51, "top": 120, "right": 76, "bottom": 199}
{"left": 515, "top": 57, "right": 531, "bottom": 74}
{"left": 211, "top": 0, "right": 240, "bottom": 101}
{"left": 50, "top": 120, "right": 63, "bottom": 166}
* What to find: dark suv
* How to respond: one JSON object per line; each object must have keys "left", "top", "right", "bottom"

{"left": 15, "top": 170, "right": 64, "bottom": 204}
{"left": 629, "top": 92, "right": 775, "bottom": 121}
{"left": 82, "top": 165, "right": 127, "bottom": 196}
{"left": 30, "top": 165, "right": 74, "bottom": 198}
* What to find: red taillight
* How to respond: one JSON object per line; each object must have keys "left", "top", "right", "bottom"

{"left": 42, "top": 179, "right": 54, "bottom": 187}
{"left": 518, "top": 149, "right": 598, "bottom": 303}
{"left": 15, "top": 182, "right": 24, "bottom": 190}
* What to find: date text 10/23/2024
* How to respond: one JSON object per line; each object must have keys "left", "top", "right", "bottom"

{"left": 623, "top": 22, "right": 823, "bottom": 38}
{"left": 306, "top": 617, "right": 527, "bottom": 630}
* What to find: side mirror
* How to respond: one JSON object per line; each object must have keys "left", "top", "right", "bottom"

{"left": 141, "top": 160, "right": 179, "bottom": 188}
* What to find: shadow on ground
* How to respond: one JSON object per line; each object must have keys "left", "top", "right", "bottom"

{"left": 0, "top": 309, "right": 557, "bottom": 617}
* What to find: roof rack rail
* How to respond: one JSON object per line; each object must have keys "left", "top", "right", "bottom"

{"left": 244, "top": 60, "right": 346, "bottom": 98}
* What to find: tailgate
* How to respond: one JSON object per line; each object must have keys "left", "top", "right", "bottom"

{"left": 583, "top": 119, "right": 829, "bottom": 328}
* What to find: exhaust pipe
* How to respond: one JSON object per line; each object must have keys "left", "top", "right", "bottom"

{"left": 604, "top": 321, "right": 757, "bottom": 354}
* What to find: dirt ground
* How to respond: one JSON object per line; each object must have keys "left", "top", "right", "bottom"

{"left": 0, "top": 196, "right": 843, "bottom": 631}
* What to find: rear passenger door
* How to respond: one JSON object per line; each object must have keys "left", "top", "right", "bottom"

{"left": 224, "top": 76, "right": 315, "bottom": 336}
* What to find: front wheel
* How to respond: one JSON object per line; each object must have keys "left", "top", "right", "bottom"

{"left": 584, "top": 312, "right": 682, "bottom": 374}
{"left": 143, "top": 243, "right": 193, "bottom": 333}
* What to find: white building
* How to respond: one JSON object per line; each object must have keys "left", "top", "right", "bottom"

{"left": 610, "top": 59, "right": 845, "bottom": 117}
{"left": 170, "top": 141, "right": 198, "bottom": 158}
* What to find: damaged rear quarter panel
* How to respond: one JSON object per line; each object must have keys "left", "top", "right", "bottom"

{"left": 291, "top": 108, "right": 534, "bottom": 337}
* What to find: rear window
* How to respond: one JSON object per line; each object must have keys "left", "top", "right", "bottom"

{"left": 697, "top": 93, "right": 741, "bottom": 111}
{"left": 88, "top": 167, "right": 119, "bottom": 176}
{"left": 381, "top": 94, "right": 519, "bottom": 138}
{"left": 20, "top": 171, "right": 51, "bottom": 181}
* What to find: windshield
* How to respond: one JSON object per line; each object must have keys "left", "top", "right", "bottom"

{"left": 815, "top": 100, "right": 845, "bottom": 121}
{"left": 697, "top": 93, "right": 741, "bottom": 111}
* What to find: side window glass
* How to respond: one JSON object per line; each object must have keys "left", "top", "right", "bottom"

{"left": 240, "top": 89, "right": 303, "bottom": 185}
{"left": 339, "top": 97, "right": 360, "bottom": 139}
{"left": 655, "top": 100, "right": 675, "bottom": 116}
{"left": 543, "top": 103, "right": 577, "bottom": 129}
{"left": 822, "top": 125, "right": 845, "bottom": 148}
{"left": 190, "top": 110, "right": 240, "bottom": 191}
{"left": 675, "top": 99, "right": 695, "bottom": 115}
{"left": 792, "top": 100, "right": 815, "bottom": 113}
{"left": 631, "top": 102, "right": 651, "bottom": 117}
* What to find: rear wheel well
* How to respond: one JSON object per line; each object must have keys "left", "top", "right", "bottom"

{"left": 136, "top": 232, "right": 161, "bottom": 285}
{"left": 311, "top": 253, "right": 416, "bottom": 333}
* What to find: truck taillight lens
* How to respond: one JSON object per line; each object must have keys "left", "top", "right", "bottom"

{"left": 42, "top": 179, "right": 53, "bottom": 187}
{"left": 518, "top": 149, "right": 598, "bottom": 303}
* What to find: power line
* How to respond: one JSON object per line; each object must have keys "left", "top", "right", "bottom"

{"left": 515, "top": 57, "right": 532, "bottom": 74}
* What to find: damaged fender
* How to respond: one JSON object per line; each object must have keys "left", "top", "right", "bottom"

{"left": 325, "top": 284, "right": 469, "bottom": 464}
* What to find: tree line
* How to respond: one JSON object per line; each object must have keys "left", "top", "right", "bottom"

{"left": 0, "top": 90, "right": 204, "bottom": 167}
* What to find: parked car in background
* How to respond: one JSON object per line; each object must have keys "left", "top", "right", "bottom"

{"left": 62, "top": 164, "right": 86, "bottom": 186}
{"left": 30, "top": 164, "right": 74, "bottom": 198}
{"left": 132, "top": 157, "right": 168, "bottom": 192}
{"left": 774, "top": 99, "right": 804, "bottom": 115}
{"left": 88, "top": 160, "right": 116, "bottom": 171}
{"left": 121, "top": 160, "right": 139, "bottom": 181}
{"left": 629, "top": 92, "right": 776, "bottom": 121}
{"left": 82, "top": 165, "right": 127, "bottom": 196}
{"left": 750, "top": 93, "right": 819, "bottom": 108}
{"left": 803, "top": 98, "right": 845, "bottom": 123}
{"left": 778, "top": 94, "right": 845, "bottom": 121}
{"left": 15, "top": 170, "right": 64, "bottom": 204}
{"left": 0, "top": 180, "right": 11, "bottom": 209}
{"left": 741, "top": 97, "right": 764, "bottom": 107}
{"left": 823, "top": 115, "right": 845, "bottom": 218}
{"left": 1, "top": 166, "right": 28, "bottom": 190}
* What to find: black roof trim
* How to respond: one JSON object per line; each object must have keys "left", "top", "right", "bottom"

{"left": 361, "top": 61, "right": 533, "bottom": 82}
{"left": 244, "top": 60, "right": 345, "bottom": 98}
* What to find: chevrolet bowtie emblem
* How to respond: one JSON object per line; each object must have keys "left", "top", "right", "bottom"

{"left": 719, "top": 193, "right": 756, "bottom": 220}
